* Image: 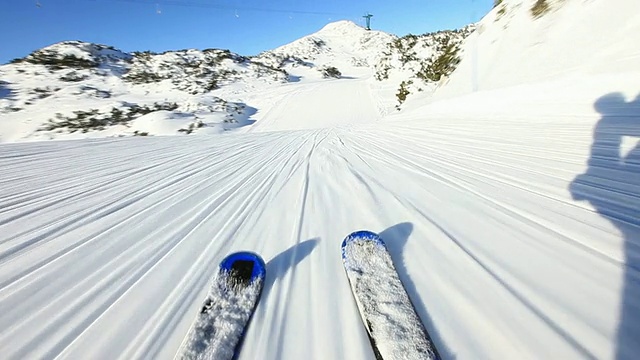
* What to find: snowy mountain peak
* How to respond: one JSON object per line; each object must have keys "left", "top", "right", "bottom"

{"left": 281, "top": 20, "right": 394, "bottom": 55}
{"left": 316, "top": 20, "right": 369, "bottom": 36}
{"left": 254, "top": 20, "right": 396, "bottom": 74}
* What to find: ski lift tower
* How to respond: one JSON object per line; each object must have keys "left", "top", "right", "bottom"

{"left": 363, "top": 13, "right": 373, "bottom": 30}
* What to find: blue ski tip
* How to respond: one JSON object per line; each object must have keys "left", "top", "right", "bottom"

{"left": 220, "top": 251, "right": 266, "bottom": 282}
{"left": 341, "top": 230, "right": 387, "bottom": 259}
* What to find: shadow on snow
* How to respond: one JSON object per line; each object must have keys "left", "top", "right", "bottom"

{"left": 570, "top": 92, "right": 640, "bottom": 359}
{"left": 380, "top": 222, "right": 454, "bottom": 360}
{"left": 262, "top": 238, "right": 319, "bottom": 298}
{"left": 261, "top": 238, "right": 319, "bottom": 358}
{"left": 0, "top": 81, "right": 15, "bottom": 100}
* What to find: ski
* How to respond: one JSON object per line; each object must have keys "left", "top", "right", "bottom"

{"left": 341, "top": 230, "right": 440, "bottom": 360}
{"left": 178, "top": 251, "right": 266, "bottom": 360}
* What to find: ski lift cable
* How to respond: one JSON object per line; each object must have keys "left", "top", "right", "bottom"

{"left": 103, "top": 0, "right": 349, "bottom": 17}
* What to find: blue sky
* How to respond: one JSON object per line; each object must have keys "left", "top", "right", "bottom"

{"left": 1, "top": 0, "right": 493, "bottom": 63}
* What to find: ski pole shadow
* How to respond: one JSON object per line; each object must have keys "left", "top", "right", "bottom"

{"left": 380, "top": 222, "right": 455, "bottom": 360}
{"left": 569, "top": 92, "right": 640, "bottom": 360}
{"left": 262, "top": 238, "right": 319, "bottom": 300}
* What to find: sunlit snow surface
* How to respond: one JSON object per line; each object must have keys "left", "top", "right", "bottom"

{"left": 0, "top": 0, "right": 639, "bottom": 359}
{"left": 342, "top": 231, "right": 438, "bottom": 360}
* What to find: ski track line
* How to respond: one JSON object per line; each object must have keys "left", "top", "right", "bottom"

{"left": 271, "top": 130, "right": 330, "bottom": 358}
{"left": 0, "top": 137, "right": 262, "bottom": 231}
{"left": 0, "top": 146, "right": 204, "bottom": 225}
{"left": 422, "top": 211, "right": 599, "bottom": 360}
{"left": 336, "top": 126, "right": 619, "bottom": 358}
{"left": 376, "top": 139, "right": 621, "bottom": 293}
{"left": 0, "top": 151, "right": 206, "bottom": 233}
{"left": 67, "top": 133, "right": 309, "bottom": 359}
{"left": 133, "top": 135, "right": 314, "bottom": 360}
{"left": 0, "top": 151, "right": 225, "bottom": 264}
{"left": 347, "top": 129, "right": 621, "bottom": 264}
{"left": 0, "top": 134, "right": 303, "bottom": 358}
{"left": 352, "top": 126, "right": 577, "bottom": 183}
{"left": 57, "top": 137, "right": 302, "bottom": 359}
{"left": 0, "top": 145, "right": 266, "bottom": 293}
{"left": 0, "top": 142, "right": 191, "bottom": 199}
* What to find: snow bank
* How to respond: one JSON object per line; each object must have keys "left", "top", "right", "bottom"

{"left": 436, "top": 0, "right": 640, "bottom": 98}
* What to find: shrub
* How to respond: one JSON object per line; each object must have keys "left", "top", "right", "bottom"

{"left": 123, "top": 71, "right": 168, "bottom": 84}
{"left": 178, "top": 121, "right": 204, "bottom": 134}
{"left": 40, "top": 102, "right": 179, "bottom": 133}
{"left": 312, "top": 38, "right": 326, "bottom": 48}
{"left": 395, "top": 80, "right": 412, "bottom": 109}
{"left": 24, "top": 51, "right": 97, "bottom": 70}
{"left": 531, "top": 0, "right": 550, "bottom": 18}
{"left": 374, "top": 61, "right": 392, "bottom": 81}
{"left": 497, "top": 5, "right": 507, "bottom": 18}
{"left": 417, "top": 39, "right": 461, "bottom": 82}
{"left": 32, "top": 87, "right": 53, "bottom": 99}
{"left": 321, "top": 66, "right": 341, "bottom": 79}
{"left": 60, "top": 71, "right": 88, "bottom": 82}
{"left": 204, "top": 77, "right": 219, "bottom": 91}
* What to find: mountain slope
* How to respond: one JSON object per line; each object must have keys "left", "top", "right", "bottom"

{"left": 0, "top": 42, "right": 286, "bottom": 142}
{"left": 436, "top": 0, "right": 640, "bottom": 97}
{"left": 245, "top": 79, "right": 382, "bottom": 132}
{"left": 0, "top": 21, "right": 473, "bottom": 141}
{"left": 254, "top": 21, "right": 395, "bottom": 77}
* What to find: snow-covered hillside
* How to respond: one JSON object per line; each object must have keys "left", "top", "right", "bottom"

{"left": 0, "top": 21, "right": 471, "bottom": 141}
{"left": 255, "top": 21, "right": 396, "bottom": 72}
{"left": 0, "top": 42, "right": 287, "bottom": 142}
{"left": 0, "top": 0, "right": 639, "bottom": 359}
{"left": 436, "top": 0, "right": 640, "bottom": 97}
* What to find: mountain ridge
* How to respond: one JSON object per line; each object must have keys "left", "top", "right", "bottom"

{"left": 0, "top": 20, "right": 473, "bottom": 142}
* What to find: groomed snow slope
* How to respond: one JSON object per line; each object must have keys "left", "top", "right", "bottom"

{"left": 1, "top": 77, "right": 638, "bottom": 359}
{"left": 245, "top": 79, "right": 382, "bottom": 132}
{"left": 1, "top": 1, "right": 639, "bottom": 359}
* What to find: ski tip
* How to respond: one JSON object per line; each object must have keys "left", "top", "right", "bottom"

{"left": 342, "top": 230, "right": 384, "bottom": 246}
{"left": 341, "top": 230, "right": 386, "bottom": 255}
{"left": 220, "top": 251, "right": 266, "bottom": 282}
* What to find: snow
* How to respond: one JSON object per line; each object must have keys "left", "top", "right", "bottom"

{"left": 0, "top": 0, "right": 639, "bottom": 359}
{"left": 243, "top": 80, "right": 382, "bottom": 132}
{"left": 435, "top": 0, "right": 640, "bottom": 98}
{"left": 261, "top": 20, "right": 394, "bottom": 67}
{"left": 342, "top": 232, "right": 438, "bottom": 360}
{"left": 0, "top": 44, "right": 277, "bottom": 142}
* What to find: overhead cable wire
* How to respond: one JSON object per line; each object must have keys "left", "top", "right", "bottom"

{"left": 103, "top": 0, "right": 348, "bottom": 16}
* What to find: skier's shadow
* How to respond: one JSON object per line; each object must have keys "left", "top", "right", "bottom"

{"left": 381, "top": 222, "right": 455, "bottom": 360}
{"left": 257, "top": 238, "right": 318, "bottom": 358}
{"left": 570, "top": 92, "right": 640, "bottom": 359}
{"left": 262, "top": 238, "right": 319, "bottom": 299}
